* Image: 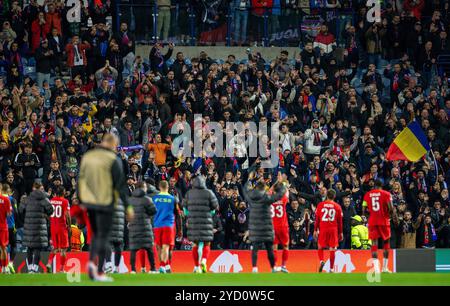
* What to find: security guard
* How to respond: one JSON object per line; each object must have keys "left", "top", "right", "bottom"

{"left": 70, "top": 220, "right": 85, "bottom": 252}
{"left": 78, "top": 133, "right": 134, "bottom": 282}
{"left": 351, "top": 215, "right": 371, "bottom": 250}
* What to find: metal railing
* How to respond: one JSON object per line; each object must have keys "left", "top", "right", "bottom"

{"left": 115, "top": 2, "right": 356, "bottom": 47}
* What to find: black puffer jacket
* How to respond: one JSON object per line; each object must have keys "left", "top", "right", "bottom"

{"left": 244, "top": 182, "right": 286, "bottom": 242}
{"left": 19, "top": 190, "right": 53, "bottom": 248}
{"left": 128, "top": 188, "right": 156, "bottom": 250}
{"left": 184, "top": 176, "right": 219, "bottom": 242}
{"left": 109, "top": 200, "right": 125, "bottom": 244}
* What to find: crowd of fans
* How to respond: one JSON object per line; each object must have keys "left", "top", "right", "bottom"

{"left": 0, "top": 0, "right": 449, "bottom": 259}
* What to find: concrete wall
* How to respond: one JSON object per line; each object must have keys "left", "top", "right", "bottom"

{"left": 135, "top": 46, "right": 302, "bottom": 61}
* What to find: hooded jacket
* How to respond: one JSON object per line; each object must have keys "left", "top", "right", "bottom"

{"left": 128, "top": 188, "right": 157, "bottom": 250}
{"left": 109, "top": 199, "right": 125, "bottom": 244}
{"left": 20, "top": 190, "right": 53, "bottom": 248}
{"left": 244, "top": 182, "right": 286, "bottom": 242}
{"left": 184, "top": 176, "right": 219, "bottom": 242}
{"left": 303, "top": 121, "right": 327, "bottom": 155}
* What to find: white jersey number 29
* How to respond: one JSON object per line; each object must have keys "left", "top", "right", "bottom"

{"left": 321, "top": 208, "right": 336, "bottom": 222}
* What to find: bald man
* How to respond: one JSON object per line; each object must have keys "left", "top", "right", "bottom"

{"left": 79, "top": 134, "right": 134, "bottom": 282}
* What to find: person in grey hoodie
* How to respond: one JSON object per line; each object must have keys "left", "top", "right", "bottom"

{"left": 303, "top": 118, "right": 328, "bottom": 158}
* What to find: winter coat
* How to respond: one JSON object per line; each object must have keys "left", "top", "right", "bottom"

{"left": 184, "top": 176, "right": 219, "bottom": 242}
{"left": 109, "top": 200, "right": 125, "bottom": 244}
{"left": 244, "top": 182, "right": 286, "bottom": 242}
{"left": 128, "top": 188, "right": 156, "bottom": 250}
{"left": 304, "top": 124, "right": 327, "bottom": 155}
{"left": 20, "top": 190, "right": 53, "bottom": 248}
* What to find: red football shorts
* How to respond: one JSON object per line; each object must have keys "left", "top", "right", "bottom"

{"left": 154, "top": 226, "right": 175, "bottom": 246}
{"left": 318, "top": 229, "right": 338, "bottom": 248}
{"left": 51, "top": 227, "right": 69, "bottom": 249}
{"left": 0, "top": 229, "right": 8, "bottom": 247}
{"left": 274, "top": 227, "right": 289, "bottom": 246}
{"left": 369, "top": 225, "right": 391, "bottom": 241}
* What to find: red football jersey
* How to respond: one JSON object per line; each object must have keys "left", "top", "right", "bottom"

{"left": 271, "top": 190, "right": 289, "bottom": 228}
{"left": 363, "top": 189, "right": 392, "bottom": 226}
{"left": 0, "top": 195, "right": 12, "bottom": 231}
{"left": 50, "top": 197, "right": 70, "bottom": 229}
{"left": 314, "top": 200, "right": 343, "bottom": 234}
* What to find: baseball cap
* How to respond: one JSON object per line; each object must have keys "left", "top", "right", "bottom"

{"left": 351, "top": 215, "right": 363, "bottom": 222}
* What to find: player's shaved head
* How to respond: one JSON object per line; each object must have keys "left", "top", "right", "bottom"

{"left": 159, "top": 180, "right": 169, "bottom": 191}
{"left": 374, "top": 180, "right": 383, "bottom": 188}
{"left": 101, "top": 133, "right": 119, "bottom": 151}
{"left": 55, "top": 186, "right": 65, "bottom": 197}
{"left": 326, "top": 189, "right": 336, "bottom": 200}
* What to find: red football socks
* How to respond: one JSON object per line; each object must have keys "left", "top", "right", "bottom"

{"left": 318, "top": 249, "right": 324, "bottom": 262}
{"left": 48, "top": 252, "right": 55, "bottom": 265}
{"left": 282, "top": 249, "right": 289, "bottom": 266}
{"left": 202, "top": 245, "right": 210, "bottom": 261}
{"left": 192, "top": 245, "right": 199, "bottom": 265}
{"left": 60, "top": 254, "right": 66, "bottom": 270}
{"left": 330, "top": 250, "right": 336, "bottom": 270}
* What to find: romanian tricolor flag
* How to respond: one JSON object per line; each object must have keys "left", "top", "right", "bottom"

{"left": 386, "top": 121, "right": 430, "bottom": 162}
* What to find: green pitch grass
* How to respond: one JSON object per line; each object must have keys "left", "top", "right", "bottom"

{"left": 0, "top": 272, "right": 449, "bottom": 286}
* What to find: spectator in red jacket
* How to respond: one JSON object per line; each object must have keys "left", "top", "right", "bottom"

{"left": 43, "top": 2, "right": 62, "bottom": 37}
{"left": 403, "top": 0, "right": 425, "bottom": 20}
{"left": 31, "top": 11, "right": 49, "bottom": 53}
{"left": 251, "top": 0, "right": 273, "bottom": 45}
{"left": 314, "top": 24, "right": 337, "bottom": 56}
{"left": 65, "top": 35, "right": 91, "bottom": 80}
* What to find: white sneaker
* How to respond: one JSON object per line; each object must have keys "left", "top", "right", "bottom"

{"left": 273, "top": 266, "right": 281, "bottom": 272}
{"left": 382, "top": 268, "right": 392, "bottom": 273}
{"left": 130, "top": 271, "right": 136, "bottom": 274}
{"left": 149, "top": 270, "right": 158, "bottom": 274}
{"left": 104, "top": 262, "right": 113, "bottom": 274}
{"left": 252, "top": 267, "right": 258, "bottom": 273}
{"left": 140, "top": 268, "right": 146, "bottom": 273}
{"left": 193, "top": 266, "right": 201, "bottom": 273}
{"left": 94, "top": 273, "right": 114, "bottom": 282}
{"left": 165, "top": 265, "right": 172, "bottom": 273}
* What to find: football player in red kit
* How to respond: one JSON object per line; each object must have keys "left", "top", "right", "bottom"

{"left": 46, "top": 186, "right": 71, "bottom": 273}
{"left": 363, "top": 180, "right": 395, "bottom": 273}
{"left": 0, "top": 186, "right": 12, "bottom": 274}
{"left": 271, "top": 187, "right": 290, "bottom": 273}
{"left": 314, "top": 189, "right": 343, "bottom": 273}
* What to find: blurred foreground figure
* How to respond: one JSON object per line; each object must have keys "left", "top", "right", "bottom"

{"left": 78, "top": 133, "right": 133, "bottom": 282}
